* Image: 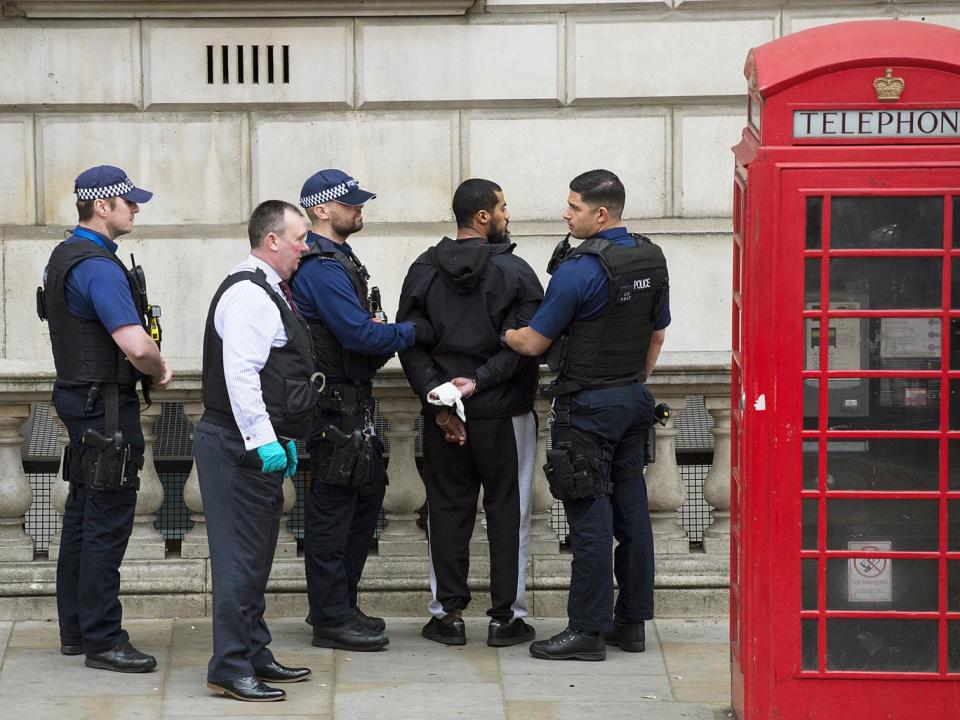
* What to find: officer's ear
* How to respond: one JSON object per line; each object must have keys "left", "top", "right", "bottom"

{"left": 476, "top": 209, "right": 490, "bottom": 226}
{"left": 596, "top": 205, "right": 610, "bottom": 225}
{"left": 266, "top": 231, "right": 280, "bottom": 251}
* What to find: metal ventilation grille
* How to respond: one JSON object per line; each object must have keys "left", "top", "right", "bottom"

{"left": 206, "top": 44, "right": 290, "bottom": 85}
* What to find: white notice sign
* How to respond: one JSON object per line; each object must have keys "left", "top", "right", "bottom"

{"left": 794, "top": 109, "right": 960, "bottom": 138}
{"left": 848, "top": 541, "right": 892, "bottom": 603}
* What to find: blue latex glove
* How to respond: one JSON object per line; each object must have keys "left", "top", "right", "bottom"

{"left": 256, "top": 441, "right": 288, "bottom": 474}
{"left": 283, "top": 439, "right": 298, "bottom": 479}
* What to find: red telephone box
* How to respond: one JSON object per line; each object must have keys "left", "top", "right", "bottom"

{"left": 731, "top": 20, "right": 960, "bottom": 719}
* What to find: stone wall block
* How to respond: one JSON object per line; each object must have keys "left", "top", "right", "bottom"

{"left": 676, "top": 110, "right": 744, "bottom": 217}
{"left": 0, "top": 117, "right": 35, "bottom": 225}
{"left": 466, "top": 113, "right": 667, "bottom": 220}
{"left": 785, "top": 12, "right": 960, "bottom": 36}
{"left": 357, "top": 18, "right": 561, "bottom": 106}
{"left": 0, "top": 22, "right": 140, "bottom": 107}
{"left": 38, "top": 114, "right": 248, "bottom": 226}
{"left": 143, "top": 20, "right": 352, "bottom": 107}
{"left": 3, "top": 236, "right": 61, "bottom": 363}
{"left": 568, "top": 15, "right": 775, "bottom": 101}
{"left": 252, "top": 112, "right": 458, "bottom": 223}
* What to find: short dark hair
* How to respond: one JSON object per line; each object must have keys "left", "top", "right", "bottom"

{"left": 75, "top": 197, "right": 116, "bottom": 221}
{"left": 452, "top": 178, "right": 502, "bottom": 229}
{"left": 569, "top": 169, "right": 625, "bottom": 219}
{"left": 248, "top": 200, "right": 302, "bottom": 248}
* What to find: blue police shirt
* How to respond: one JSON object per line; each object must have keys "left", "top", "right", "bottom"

{"left": 62, "top": 227, "right": 142, "bottom": 333}
{"left": 529, "top": 226, "right": 671, "bottom": 340}
{"left": 290, "top": 231, "right": 416, "bottom": 355}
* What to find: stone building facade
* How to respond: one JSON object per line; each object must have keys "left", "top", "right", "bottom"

{"left": 0, "top": 0, "right": 953, "bottom": 619}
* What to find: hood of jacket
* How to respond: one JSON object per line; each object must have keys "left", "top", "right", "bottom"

{"left": 426, "top": 236, "right": 515, "bottom": 295}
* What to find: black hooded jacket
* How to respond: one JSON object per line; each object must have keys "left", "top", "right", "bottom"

{"left": 397, "top": 237, "right": 544, "bottom": 420}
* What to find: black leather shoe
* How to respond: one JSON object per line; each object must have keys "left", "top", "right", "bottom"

{"left": 312, "top": 616, "right": 389, "bottom": 651}
{"left": 207, "top": 676, "right": 286, "bottom": 702}
{"left": 529, "top": 628, "right": 605, "bottom": 661}
{"left": 354, "top": 606, "right": 386, "bottom": 632}
{"left": 487, "top": 618, "right": 536, "bottom": 647}
{"left": 60, "top": 643, "right": 84, "bottom": 656}
{"left": 421, "top": 615, "right": 466, "bottom": 646}
{"left": 604, "top": 617, "right": 645, "bottom": 652}
{"left": 254, "top": 660, "right": 312, "bottom": 683}
{"left": 84, "top": 641, "right": 158, "bottom": 673}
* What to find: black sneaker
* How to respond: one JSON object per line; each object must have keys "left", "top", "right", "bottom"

{"left": 354, "top": 606, "right": 386, "bottom": 633}
{"left": 421, "top": 615, "right": 466, "bottom": 646}
{"left": 487, "top": 618, "right": 536, "bottom": 647}
{"left": 528, "top": 628, "right": 605, "bottom": 661}
{"left": 604, "top": 617, "right": 645, "bottom": 653}
{"left": 312, "top": 616, "right": 389, "bottom": 652}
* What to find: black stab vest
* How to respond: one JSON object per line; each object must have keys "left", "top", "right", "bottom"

{"left": 296, "top": 247, "right": 389, "bottom": 384}
{"left": 545, "top": 234, "right": 669, "bottom": 390}
{"left": 201, "top": 268, "right": 317, "bottom": 440}
{"left": 44, "top": 239, "right": 145, "bottom": 387}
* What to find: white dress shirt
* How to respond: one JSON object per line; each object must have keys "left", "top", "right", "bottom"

{"left": 214, "top": 255, "right": 290, "bottom": 450}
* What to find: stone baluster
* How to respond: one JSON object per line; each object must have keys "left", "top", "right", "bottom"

{"left": 0, "top": 403, "right": 34, "bottom": 561}
{"left": 125, "top": 402, "right": 165, "bottom": 559}
{"left": 469, "top": 489, "right": 487, "bottom": 555}
{"left": 528, "top": 398, "right": 559, "bottom": 554}
{"left": 47, "top": 407, "right": 70, "bottom": 561}
{"left": 179, "top": 402, "right": 208, "bottom": 559}
{"left": 702, "top": 397, "right": 732, "bottom": 555}
{"left": 645, "top": 395, "right": 689, "bottom": 555}
{"left": 376, "top": 394, "right": 427, "bottom": 556}
{"left": 275, "top": 470, "right": 298, "bottom": 559}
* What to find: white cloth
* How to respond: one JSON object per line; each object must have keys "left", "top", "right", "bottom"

{"left": 427, "top": 381, "right": 466, "bottom": 422}
{"left": 213, "top": 254, "right": 288, "bottom": 450}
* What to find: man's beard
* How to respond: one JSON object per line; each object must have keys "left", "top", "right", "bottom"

{"left": 332, "top": 215, "right": 362, "bottom": 238}
{"left": 488, "top": 224, "right": 511, "bottom": 244}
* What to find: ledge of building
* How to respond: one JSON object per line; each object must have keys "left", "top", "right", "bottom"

{"left": 0, "top": 551, "right": 729, "bottom": 620}
{"left": 3, "top": 0, "right": 475, "bottom": 18}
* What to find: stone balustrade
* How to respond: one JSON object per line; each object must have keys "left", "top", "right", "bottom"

{"left": 0, "top": 359, "right": 730, "bottom": 620}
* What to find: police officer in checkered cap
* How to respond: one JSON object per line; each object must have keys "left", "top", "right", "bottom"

{"left": 39, "top": 165, "right": 171, "bottom": 673}
{"left": 289, "top": 169, "right": 434, "bottom": 651}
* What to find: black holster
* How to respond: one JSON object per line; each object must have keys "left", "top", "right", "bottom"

{"left": 79, "top": 428, "right": 142, "bottom": 491}
{"left": 320, "top": 424, "right": 383, "bottom": 495}
{"left": 543, "top": 403, "right": 613, "bottom": 502}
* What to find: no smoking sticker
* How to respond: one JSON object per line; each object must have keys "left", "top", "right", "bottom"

{"left": 848, "top": 541, "right": 892, "bottom": 603}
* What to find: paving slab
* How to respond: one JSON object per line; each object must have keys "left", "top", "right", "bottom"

{"left": 506, "top": 699, "right": 721, "bottom": 720}
{"left": 662, "top": 641, "right": 732, "bottom": 705}
{"left": 0, "top": 647, "right": 167, "bottom": 697}
{"left": 0, "top": 694, "right": 162, "bottom": 720}
{"left": 502, "top": 672, "right": 674, "bottom": 703}
{"left": 0, "top": 621, "right": 12, "bottom": 665}
{"left": 335, "top": 681, "right": 505, "bottom": 720}
{"left": 657, "top": 619, "right": 729, "bottom": 645}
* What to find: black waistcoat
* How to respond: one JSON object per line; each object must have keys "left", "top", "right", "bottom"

{"left": 201, "top": 268, "right": 317, "bottom": 440}
{"left": 44, "top": 239, "right": 145, "bottom": 387}
{"left": 545, "top": 234, "right": 669, "bottom": 389}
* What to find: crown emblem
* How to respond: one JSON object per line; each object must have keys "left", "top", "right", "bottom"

{"left": 873, "top": 68, "right": 905, "bottom": 101}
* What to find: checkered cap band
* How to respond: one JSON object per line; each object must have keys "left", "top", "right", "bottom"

{"left": 75, "top": 178, "right": 135, "bottom": 201}
{"left": 299, "top": 179, "right": 359, "bottom": 208}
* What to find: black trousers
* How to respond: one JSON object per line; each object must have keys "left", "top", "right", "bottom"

{"left": 304, "top": 408, "right": 385, "bottom": 628}
{"left": 422, "top": 411, "right": 536, "bottom": 622}
{"left": 559, "top": 383, "right": 656, "bottom": 634}
{"left": 53, "top": 384, "right": 141, "bottom": 654}
{"left": 193, "top": 420, "right": 283, "bottom": 683}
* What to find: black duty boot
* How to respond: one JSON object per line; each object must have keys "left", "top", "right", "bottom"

{"left": 84, "top": 641, "right": 158, "bottom": 673}
{"left": 354, "top": 606, "right": 387, "bottom": 633}
{"left": 312, "top": 615, "right": 389, "bottom": 651}
{"left": 207, "top": 676, "right": 286, "bottom": 702}
{"left": 604, "top": 617, "right": 645, "bottom": 652}
{"left": 421, "top": 612, "right": 466, "bottom": 646}
{"left": 487, "top": 618, "right": 536, "bottom": 647}
{"left": 528, "top": 628, "right": 605, "bottom": 661}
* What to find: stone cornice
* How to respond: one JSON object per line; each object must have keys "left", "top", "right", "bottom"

{"left": 3, "top": 0, "right": 475, "bottom": 18}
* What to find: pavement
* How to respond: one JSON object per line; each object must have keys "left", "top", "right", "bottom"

{"left": 0, "top": 615, "right": 733, "bottom": 720}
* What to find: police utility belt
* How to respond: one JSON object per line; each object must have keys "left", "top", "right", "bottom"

{"left": 317, "top": 381, "right": 383, "bottom": 495}
{"left": 62, "top": 383, "right": 143, "bottom": 492}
